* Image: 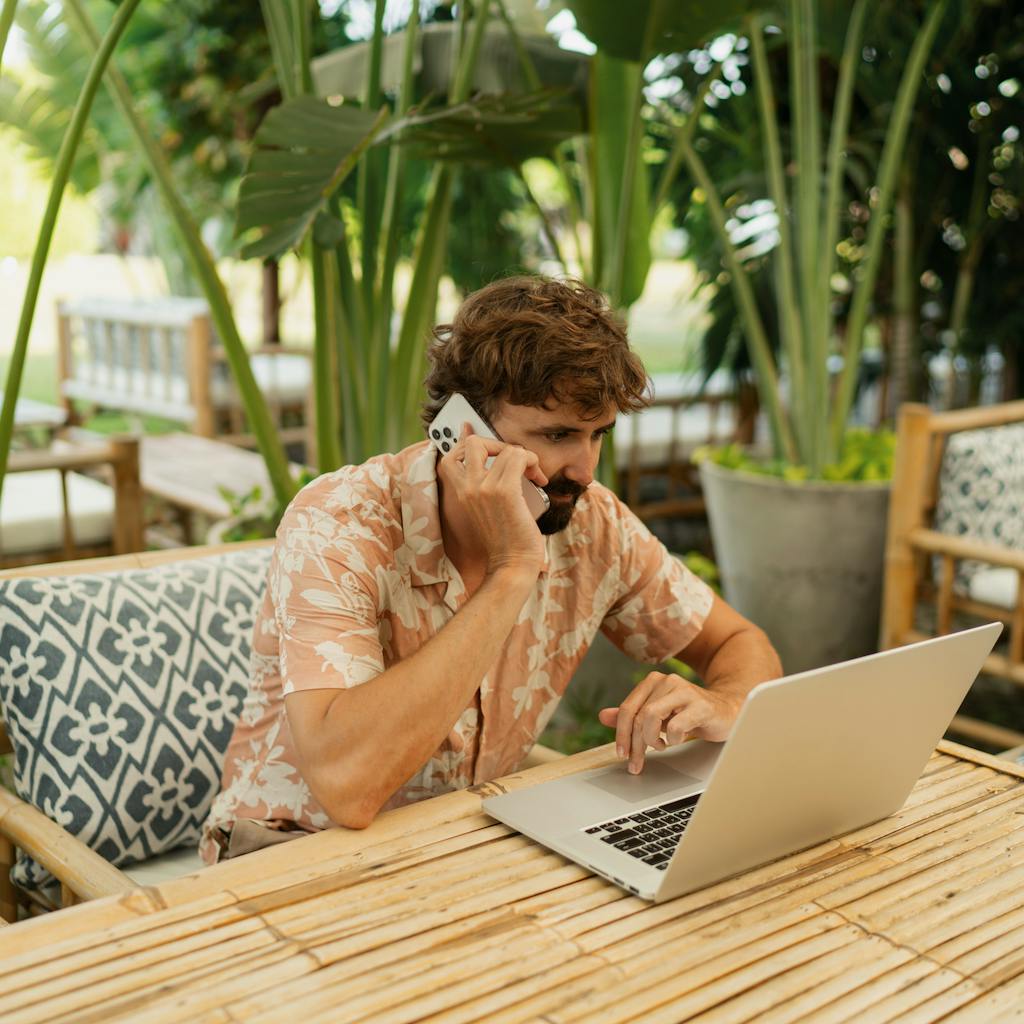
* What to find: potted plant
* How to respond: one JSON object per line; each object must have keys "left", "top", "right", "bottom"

{"left": 567, "top": 0, "right": 947, "bottom": 671}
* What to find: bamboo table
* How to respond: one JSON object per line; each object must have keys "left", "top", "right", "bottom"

{"left": 3, "top": 739, "right": 1024, "bottom": 1023}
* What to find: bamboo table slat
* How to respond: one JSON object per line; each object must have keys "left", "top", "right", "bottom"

{"left": 3, "top": 739, "right": 1024, "bottom": 1023}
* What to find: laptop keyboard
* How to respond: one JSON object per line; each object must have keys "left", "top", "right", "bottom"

{"left": 582, "top": 793, "right": 700, "bottom": 870}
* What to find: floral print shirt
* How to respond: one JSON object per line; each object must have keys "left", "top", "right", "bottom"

{"left": 200, "top": 441, "right": 714, "bottom": 862}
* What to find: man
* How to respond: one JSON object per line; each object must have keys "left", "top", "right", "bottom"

{"left": 200, "top": 275, "right": 780, "bottom": 862}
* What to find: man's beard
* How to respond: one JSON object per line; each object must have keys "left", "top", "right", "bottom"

{"left": 536, "top": 475, "right": 587, "bottom": 535}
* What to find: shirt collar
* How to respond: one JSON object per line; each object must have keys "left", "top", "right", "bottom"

{"left": 397, "top": 441, "right": 550, "bottom": 586}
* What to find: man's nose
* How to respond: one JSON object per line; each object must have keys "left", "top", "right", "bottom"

{"left": 564, "top": 450, "right": 596, "bottom": 489}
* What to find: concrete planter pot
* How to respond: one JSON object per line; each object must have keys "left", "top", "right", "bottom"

{"left": 699, "top": 461, "right": 891, "bottom": 674}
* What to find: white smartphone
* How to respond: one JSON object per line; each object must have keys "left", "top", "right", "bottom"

{"left": 427, "top": 393, "right": 551, "bottom": 520}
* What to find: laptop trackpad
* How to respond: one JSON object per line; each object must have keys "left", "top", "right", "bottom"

{"left": 587, "top": 761, "right": 703, "bottom": 803}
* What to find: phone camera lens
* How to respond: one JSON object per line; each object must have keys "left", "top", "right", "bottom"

{"left": 442, "top": 427, "right": 453, "bottom": 438}
{"left": 430, "top": 429, "right": 441, "bottom": 440}
{"left": 441, "top": 441, "right": 451, "bottom": 452}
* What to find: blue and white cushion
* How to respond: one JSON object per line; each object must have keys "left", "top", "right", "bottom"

{"left": 0, "top": 547, "right": 271, "bottom": 892}
{"left": 933, "top": 424, "right": 1024, "bottom": 601}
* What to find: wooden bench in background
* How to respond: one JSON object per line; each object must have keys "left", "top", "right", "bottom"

{"left": 616, "top": 373, "right": 758, "bottom": 523}
{"left": 57, "top": 297, "right": 313, "bottom": 458}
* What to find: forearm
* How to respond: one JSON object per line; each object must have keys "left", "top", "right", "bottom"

{"left": 298, "top": 566, "right": 536, "bottom": 827}
{"left": 698, "top": 622, "right": 781, "bottom": 708}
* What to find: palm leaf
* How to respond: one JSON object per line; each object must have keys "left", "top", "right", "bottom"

{"left": 236, "top": 96, "right": 389, "bottom": 260}
{"left": 0, "top": 78, "right": 102, "bottom": 192}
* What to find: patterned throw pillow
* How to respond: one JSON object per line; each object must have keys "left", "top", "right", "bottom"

{"left": 0, "top": 547, "right": 271, "bottom": 893}
{"left": 933, "top": 424, "right": 1024, "bottom": 593}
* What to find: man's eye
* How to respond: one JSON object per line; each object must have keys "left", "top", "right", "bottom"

{"left": 546, "top": 432, "right": 570, "bottom": 443}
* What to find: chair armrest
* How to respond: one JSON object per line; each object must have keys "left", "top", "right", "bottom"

{"left": 0, "top": 788, "right": 135, "bottom": 902}
{"left": 909, "top": 528, "right": 1024, "bottom": 573}
{"left": 6, "top": 442, "right": 125, "bottom": 474}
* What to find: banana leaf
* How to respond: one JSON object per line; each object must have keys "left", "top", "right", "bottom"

{"left": 236, "top": 97, "right": 389, "bottom": 260}
{"left": 589, "top": 53, "right": 650, "bottom": 309}
{"left": 238, "top": 90, "right": 581, "bottom": 262}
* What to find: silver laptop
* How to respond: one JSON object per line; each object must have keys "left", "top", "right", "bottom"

{"left": 484, "top": 623, "right": 1002, "bottom": 903}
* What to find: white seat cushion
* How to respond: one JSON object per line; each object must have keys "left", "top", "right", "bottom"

{"left": 121, "top": 845, "right": 206, "bottom": 886}
{"left": 0, "top": 470, "right": 114, "bottom": 555}
{"left": 967, "top": 568, "right": 1018, "bottom": 610}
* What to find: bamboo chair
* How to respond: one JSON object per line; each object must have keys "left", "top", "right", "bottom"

{"left": 0, "top": 542, "right": 271, "bottom": 918}
{"left": 0, "top": 436, "right": 144, "bottom": 570}
{"left": 0, "top": 541, "right": 563, "bottom": 918}
{"left": 881, "top": 400, "right": 1024, "bottom": 750}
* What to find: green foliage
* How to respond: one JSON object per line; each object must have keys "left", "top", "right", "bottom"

{"left": 678, "top": 551, "right": 721, "bottom": 592}
{"left": 607, "top": 0, "right": 946, "bottom": 473}
{"left": 236, "top": 98, "right": 388, "bottom": 260}
{"left": 215, "top": 466, "right": 319, "bottom": 543}
{"left": 539, "top": 683, "right": 616, "bottom": 755}
{"left": 693, "top": 426, "right": 896, "bottom": 482}
{"left": 0, "top": 751, "right": 13, "bottom": 794}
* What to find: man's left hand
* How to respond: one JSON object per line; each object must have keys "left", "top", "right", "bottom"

{"left": 598, "top": 672, "right": 743, "bottom": 775}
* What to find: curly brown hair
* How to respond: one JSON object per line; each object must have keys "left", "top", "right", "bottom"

{"left": 421, "top": 276, "right": 651, "bottom": 427}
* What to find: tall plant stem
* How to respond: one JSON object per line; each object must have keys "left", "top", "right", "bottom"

{"left": 261, "top": 0, "right": 302, "bottom": 100}
{"left": 372, "top": 0, "right": 420, "bottom": 449}
{"left": 0, "top": 0, "right": 16, "bottom": 79}
{"left": 311, "top": 245, "right": 342, "bottom": 469}
{"left": 357, "top": 0, "right": 386, "bottom": 330}
{"left": 830, "top": 0, "right": 947, "bottom": 449}
{"left": 64, "top": 0, "right": 297, "bottom": 508}
{"left": 749, "top": 16, "right": 809, "bottom": 464}
{"left": 789, "top": 0, "right": 827, "bottom": 471}
{"left": 680, "top": 138, "right": 798, "bottom": 463}
{"left": 819, "top": 0, "right": 871, "bottom": 354}
{"left": 607, "top": 72, "right": 645, "bottom": 308}
{"left": 651, "top": 73, "right": 714, "bottom": 217}
{"left": 0, "top": 0, "right": 143, "bottom": 501}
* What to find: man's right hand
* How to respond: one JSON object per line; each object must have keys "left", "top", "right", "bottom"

{"left": 436, "top": 429, "right": 548, "bottom": 576}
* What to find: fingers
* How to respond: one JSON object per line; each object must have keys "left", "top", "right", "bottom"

{"left": 488, "top": 443, "right": 545, "bottom": 488}
{"left": 610, "top": 675, "right": 704, "bottom": 774}
{"left": 447, "top": 431, "right": 547, "bottom": 492}
{"left": 452, "top": 430, "right": 504, "bottom": 472}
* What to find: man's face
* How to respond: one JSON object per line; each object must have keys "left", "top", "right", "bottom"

{"left": 488, "top": 399, "right": 617, "bottom": 535}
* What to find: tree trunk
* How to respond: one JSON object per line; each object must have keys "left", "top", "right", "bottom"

{"left": 262, "top": 258, "right": 281, "bottom": 346}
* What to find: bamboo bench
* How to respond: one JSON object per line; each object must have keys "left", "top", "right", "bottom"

{"left": 57, "top": 297, "right": 313, "bottom": 455}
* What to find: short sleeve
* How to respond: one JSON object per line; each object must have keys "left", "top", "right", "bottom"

{"left": 599, "top": 498, "right": 714, "bottom": 664}
{"left": 270, "top": 500, "right": 386, "bottom": 696}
